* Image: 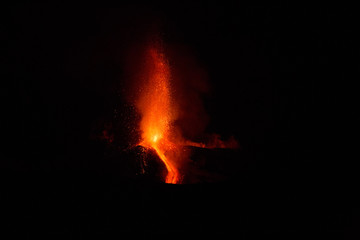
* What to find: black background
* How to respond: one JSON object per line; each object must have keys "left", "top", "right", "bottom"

{"left": 2, "top": 1, "right": 359, "bottom": 238}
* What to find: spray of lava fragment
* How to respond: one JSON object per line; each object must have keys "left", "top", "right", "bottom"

{"left": 136, "top": 44, "right": 180, "bottom": 184}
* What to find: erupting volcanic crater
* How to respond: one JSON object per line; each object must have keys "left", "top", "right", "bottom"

{"left": 121, "top": 35, "right": 239, "bottom": 184}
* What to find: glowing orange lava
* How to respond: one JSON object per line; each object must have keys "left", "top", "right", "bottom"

{"left": 133, "top": 39, "right": 239, "bottom": 184}
{"left": 136, "top": 44, "right": 180, "bottom": 184}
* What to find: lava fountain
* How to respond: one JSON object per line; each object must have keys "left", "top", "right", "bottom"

{"left": 132, "top": 37, "right": 239, "bottom": 184}
{"left": 135, "top": 42, "right": 181, "bottom": 184}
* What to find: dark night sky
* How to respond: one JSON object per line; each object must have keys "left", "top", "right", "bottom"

{"left": 2, "top": 2, "right": 359, "bottom": 238}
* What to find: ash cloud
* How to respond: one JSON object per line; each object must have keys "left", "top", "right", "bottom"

{"left": 166, "top": 43, "right": 211, "bottom": 141}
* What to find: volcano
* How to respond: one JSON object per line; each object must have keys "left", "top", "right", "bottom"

{"left": 131, "top": 38, "right": 239, "bottom": 184}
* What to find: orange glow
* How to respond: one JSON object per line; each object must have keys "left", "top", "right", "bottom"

{"left": 136, "top": 44, "right": 180, "bottom": 184}
{"left": 134, "top": 39, "right": 239, "bottom": 184}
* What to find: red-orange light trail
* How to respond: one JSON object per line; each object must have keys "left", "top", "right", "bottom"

{"left": 136, "top": 44, "right": 180, "bottom": 184}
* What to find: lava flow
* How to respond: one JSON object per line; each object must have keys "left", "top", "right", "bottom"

{"left": 136, "top": 43, "right": 180, "bottom": 184}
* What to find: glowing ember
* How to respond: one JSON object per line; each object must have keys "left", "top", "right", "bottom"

{"left": 136, "top": 43, "right": 180, "bottom": 184}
